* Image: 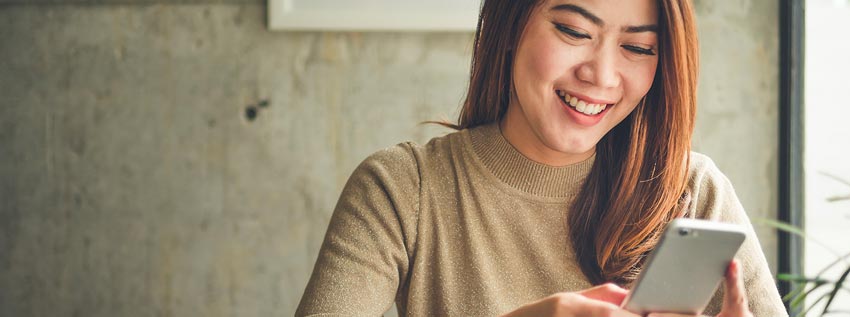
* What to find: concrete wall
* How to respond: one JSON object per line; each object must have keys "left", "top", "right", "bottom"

{"left": 692, "top": 0, "right": 780, "bottom": 262}
{"left": 0, "top": 1, "right": 779, "bottom": 316}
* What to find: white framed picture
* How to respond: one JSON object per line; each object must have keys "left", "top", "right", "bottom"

{"left": 268, "top": 0, "right": 482, "bottom": 32}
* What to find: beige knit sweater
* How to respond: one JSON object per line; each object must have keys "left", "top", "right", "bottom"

{"left": 296, "top": 123, "right": 787, "bottom": 316}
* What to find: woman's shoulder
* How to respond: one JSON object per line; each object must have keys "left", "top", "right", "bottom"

{"left": 355, "top": 129, "right": 466, "bottom": 179}
{"left": 363, "top": 127, "right": 466, "bottom": 164}
{"left": 684, "top": 151, "right": 741, "bottom": 220}
{"left": 686, "top": 151, "right": 732, "bottom": 190}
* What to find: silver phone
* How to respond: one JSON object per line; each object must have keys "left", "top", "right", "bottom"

{"left": 621, "top": 218, "right": 747, "bottom": 315}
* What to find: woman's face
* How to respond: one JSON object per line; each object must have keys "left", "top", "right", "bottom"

{"left": 501, "top": 0, "right": 660, "bottom": 166}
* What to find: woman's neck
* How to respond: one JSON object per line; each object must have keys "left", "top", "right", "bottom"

{"left": 498, "top": 106, "right": 595, "bottom": 167}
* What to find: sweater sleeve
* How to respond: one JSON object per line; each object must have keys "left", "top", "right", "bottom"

{"left": 687, "top": 153, "right": 788, "bottom": 317}
{"left": 296, "top": 143, "right": 421, "bottom": 316}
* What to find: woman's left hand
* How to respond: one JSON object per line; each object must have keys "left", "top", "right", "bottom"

{"left": 646, "top": 259, "right": 753, "bottom": 317}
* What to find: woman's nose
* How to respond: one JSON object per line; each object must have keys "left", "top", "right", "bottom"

{"left": 576, "top": 48, "right": 621, "bottom": 89}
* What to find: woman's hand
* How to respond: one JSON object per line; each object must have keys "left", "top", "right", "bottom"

{"left": 648, "top": 260, "right": 754, "bottom": 317}
{"left": 500, "top": 283, "right": 641, "bottom": 317}
{"left": 715, "top": 260, "right": 754, "bottom": 317}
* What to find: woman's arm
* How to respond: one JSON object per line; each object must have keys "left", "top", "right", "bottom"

{"left": 295, "top": 144, "right": 421, "bottom": 316}
{"left": 687, "top": 154, "right": 788, "bottom": 317}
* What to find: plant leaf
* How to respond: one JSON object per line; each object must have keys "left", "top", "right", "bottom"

{"left": 792, "top": 282, "right": 828, "bottom": 309}
{"left": 803, "top": 291, "right": 833, "bottom": 316}
{"left": 783, "top": 285, "right": 803, "bottom": 302}
{"left": 826, "top": 194, "right": 850, "bottom": 202}
{"left": 754, "top": 218, "right": 806, "bottom": 236}
{"left": 778, "top": 273, "right": 834, "bottom": 284}
{"left": 819, "top": 171, "right": 850, "bottom": 187}
{"left": 815, "top": 251, "right": 850, "bottom": 280}
{"left": 822, "top": 264, "right": 850, "bottom": 314}
{"left": 753, "top": 218, "right": 847, "bottom": 261}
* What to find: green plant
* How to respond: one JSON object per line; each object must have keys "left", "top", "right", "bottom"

{"left": 756, "top": 218, "right": 850, "bottom": 316}
{"left": 755, "top": 172, "right": 850, "bottom": 316}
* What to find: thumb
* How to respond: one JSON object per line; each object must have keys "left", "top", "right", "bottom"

{"left": 721, "top": 260, "right": 750, "bottom": 314}
{"left": 579, "top": 283, "right": 630, "bottom": 306}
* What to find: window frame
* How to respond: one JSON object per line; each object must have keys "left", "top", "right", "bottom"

{"left": 778, "top": 0, "right": 805, "bottom": 315}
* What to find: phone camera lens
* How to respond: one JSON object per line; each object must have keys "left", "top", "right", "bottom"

{"left": 678, "top": 228, "right": 691, "bottom": 236}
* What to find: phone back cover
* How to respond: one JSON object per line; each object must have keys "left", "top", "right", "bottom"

{"left": 623, "top": 220, "right": 746, "bottom": 314}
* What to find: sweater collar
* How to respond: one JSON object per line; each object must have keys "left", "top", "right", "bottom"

{"left": 468, "top": 123, "right": 595, "bottom": 198}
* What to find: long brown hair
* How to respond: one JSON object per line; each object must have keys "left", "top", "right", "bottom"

{"left": 444, "top": 0, "right": 700, "bottom": 286}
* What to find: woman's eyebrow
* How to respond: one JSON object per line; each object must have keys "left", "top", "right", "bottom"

{"left": 623, "top": 24, "right": 658, "bottom": 34}
{"left": 550, "top": 4, "right": 603, "bottom": 26}
{"left": 550, "top": 3, "right": 659, "bottom": 34}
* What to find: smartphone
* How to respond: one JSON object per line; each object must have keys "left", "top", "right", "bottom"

{"left": 621, "top": 218, "right": 747, "bottom": 315}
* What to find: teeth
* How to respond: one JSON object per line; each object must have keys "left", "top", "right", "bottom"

{"left": 560, "top": 91, "right": 609, "bottom": 115}
{"left": 576, "top": 100, "right": 587, "bottom": 112}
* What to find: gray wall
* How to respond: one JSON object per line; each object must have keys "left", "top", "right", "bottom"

{"left": 0, "top": 1, "right": 779, "bottom": 316}
{"left": 693, "top": 0, "right": 780, "bottom": 260}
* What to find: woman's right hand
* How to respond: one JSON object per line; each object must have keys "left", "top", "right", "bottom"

{"left": 500, "top": 283, "right": 641, "bottom": 317}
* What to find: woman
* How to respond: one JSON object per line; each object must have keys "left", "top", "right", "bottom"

{"left": 296, "top": 0, "right": 787, "bottom": 316}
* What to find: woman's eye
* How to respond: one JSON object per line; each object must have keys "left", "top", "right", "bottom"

{"left": 554, "top": 24, "right": 591, "bottom": 40}
{"left": 622, "top": 45, "right": 656, "bottom": 56}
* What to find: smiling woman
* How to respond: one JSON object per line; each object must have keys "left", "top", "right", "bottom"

{"left": 503, "top": 0, "right": 661, "bottom": 167}
{"left": 295, "top": 1, "right": 787, "bottom": 316}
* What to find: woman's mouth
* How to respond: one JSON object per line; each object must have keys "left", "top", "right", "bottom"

{"left": 556, "top": 90, "right": 612, "bottom": 116}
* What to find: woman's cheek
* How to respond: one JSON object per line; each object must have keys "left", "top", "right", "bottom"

{"left": 529, "top": 38, "right": 575, "bottom": 81}
{"left": 637, "top": 62, "right": 659, "bottom": 93}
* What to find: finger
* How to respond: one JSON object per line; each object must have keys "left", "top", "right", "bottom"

{"left": 578, "top": 283, "right": 630, "bottom": 305}
{"left": 569, "top": 295, "right": 640, "bottom": 317}
{"left": 722, "top": 259, "right": 749, "bottom": 312}
{"left": 647, "top": 313, "right": 699, "bottom": 317}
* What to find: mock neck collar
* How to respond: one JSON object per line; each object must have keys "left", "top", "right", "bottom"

{"left": 467, "top": 123, "right": 595, "bottom": 198}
